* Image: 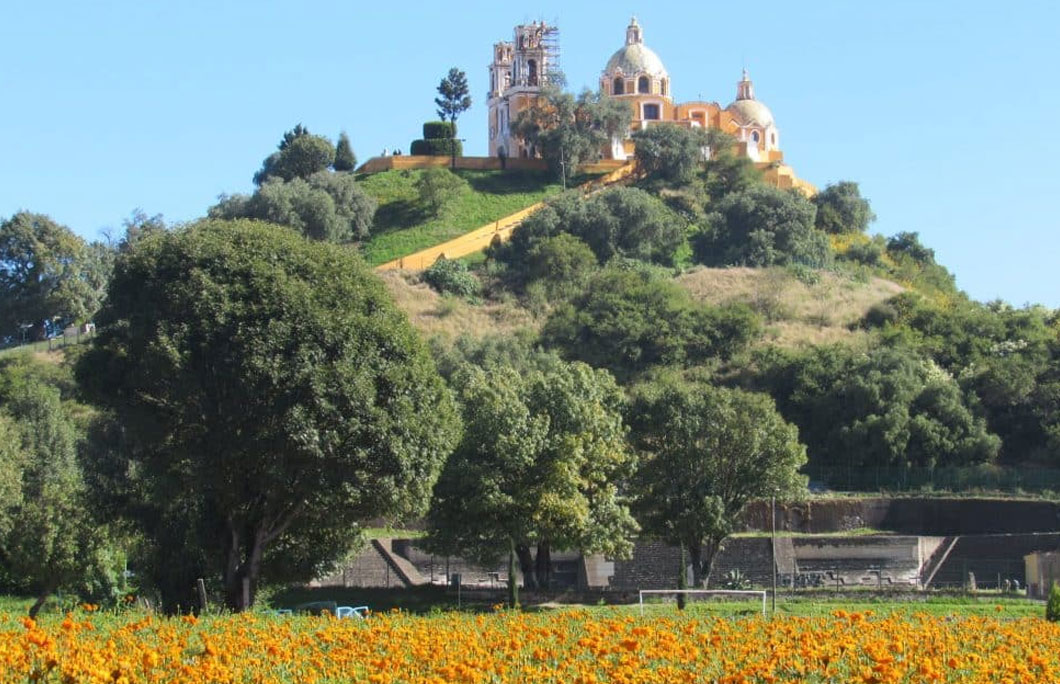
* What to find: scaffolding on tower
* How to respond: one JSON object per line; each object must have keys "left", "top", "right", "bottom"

{"left": 540, "top": 22, "right": 561, "bottom": 85}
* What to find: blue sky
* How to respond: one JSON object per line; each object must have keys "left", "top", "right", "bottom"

{"left": 2, "top": 1, "right": 1058, "bottom": 306}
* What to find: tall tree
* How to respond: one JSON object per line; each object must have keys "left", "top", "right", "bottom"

{"left": 333, "top": 131, "right": 357, "bottom": 172}
{"left": 0, "top": 379, "right": 113, "bottom": 617}
{"left": 0, "top": 212, "right": 95, "bottom": 340}
{"left": 513, "top": 87, "right": 631, "bottom": 181}
{"left": 76, "top": 219, "right": 459, "bottom": 611}
{"left": 435, "top": 68, "right": 472, "bottom": 129}
{"left": 629, "top": 375, "right": 807, "bottom": 586}
{"left": 426, "top": 355, "right": 638, "bottom": 589}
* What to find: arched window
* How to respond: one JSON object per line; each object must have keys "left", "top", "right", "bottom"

{"left": 661, "top": 79, "right": 669, "bottom": 96}
{"left": 751, "top": 131, "right": 760, "bottom": 143}
{"left": 771, "top": 133, "right": 776, "bottom": 145}
{"left": 527, "top": 59, "right": 538, "bottom": 86}
{"left": 613, "top": 77, "right": 625, "bottom": 95}
{"left": 638, "top": 76, "right": 650, "bottom": 94}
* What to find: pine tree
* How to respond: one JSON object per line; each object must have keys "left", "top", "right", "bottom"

{"left": 334, "top": 132, "right": 357, "bottom": 172}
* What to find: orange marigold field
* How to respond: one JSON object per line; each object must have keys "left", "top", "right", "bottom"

{"left": 2, "top": 608, "right": 1059, "bottom": 683}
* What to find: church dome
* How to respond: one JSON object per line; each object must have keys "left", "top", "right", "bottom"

{"left": 726, "top": 69, "right": 774, "bottom": 127}
{"left": 604, "top": 17, "right": 668, "bottom": 79}
{"left": 726, "top": 99, "right": 774, "bottom": 127}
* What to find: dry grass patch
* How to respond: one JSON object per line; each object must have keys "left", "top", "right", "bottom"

{"left": 677, "top": 266, "right": 903, "bottom": 347}
{"left": 379, "top": 270, "right": 537, "bottom": 341}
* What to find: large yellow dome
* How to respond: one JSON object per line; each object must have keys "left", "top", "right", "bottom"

{"left": 604, "top": 17, "right": 668, "bottom": 79}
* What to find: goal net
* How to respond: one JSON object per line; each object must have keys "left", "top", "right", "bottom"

{"left": 637, "top": 589, "right": 767, "bottom": 617}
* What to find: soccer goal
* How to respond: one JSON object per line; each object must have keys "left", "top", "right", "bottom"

{"left": 637, "top": 589, "right": 767, "bottom": 617}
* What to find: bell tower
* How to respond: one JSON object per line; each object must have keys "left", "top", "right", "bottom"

{"left": 487, "top": 21, "right": 561, "bottom": 158}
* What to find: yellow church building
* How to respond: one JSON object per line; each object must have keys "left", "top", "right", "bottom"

{"left": 488, "top": 17, "right": 813, "bottom": 194}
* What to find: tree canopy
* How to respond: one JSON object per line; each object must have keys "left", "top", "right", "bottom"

{"left": 629, "top": 375, "right": 806, "bottom": 586}
{"left": 76, "top": 219, "right": 459, "bottom": 611}
{"left": 542, "top": 267, "right": 760, "bottom": 378}
{"left": 211, "top": 171, "right": 377, "bottom": 242}
{"left": 512, "top": 87, "right": 631, "bottom": 181}
{"left": 426, "top": 354, "right": 637, "bottom": 589}
{"left": 812, "top": 181, "right": 875, "bottom": 234}
{"left": 495, "top": 186, "right": 686, "bottom": 271}
{"left": 693, "top": 185, "right": 830, "bottom": 268}
{"left": 0, "top": 212, "right": 99, "bottom": 340}
{"left": 633, "top": 124, "right": 709, "bottom": 186}
{"left": 254, "top": 125, "right": 336, "bottom": 185}
{"left": 751, "top": 345, "right": 1000, "bottom": 470}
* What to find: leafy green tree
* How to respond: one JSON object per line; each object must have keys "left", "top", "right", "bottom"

{"left": 542, "top": 267, "right": 760, "bottom": 379}
{"left": 254, "top": 125, "right": 336, "bottom": 185}
{"left": 333, "top": 131, "right": 357, "bottom": 172}
{"left": 701, "top": 130, "right": 762, "bottom": 202}
{"left": 752, "top": 345, "right": 1000, "bottom": 470}
{"left": 812, "top": 181, "right": 875, "bottom": 234}
{"left": 435, "top": 68, "right": 472, "bottom": 130}
{"left": 629, "top": 375, "right": 807, "bottom": 586}
{"left": 0, "top": 212, "right": 97, "bottom": 340}
{"left": 76, "top": 219, "right": 459, "bottom": 611}
{"left": 693, "top": 184, "right": 829, "bottom": 268}
{"left": 633, "top": 124, "right": 708, "bottom": 186}
{"left": 415, "top": 167, "right": 468, "bottom": 216}
{"left": 0, "top": 380, "right": 115, "bottom": 617}
{"left": 496, "top": 187, "right": 686, "bottom": 269}
{"left": 211, "top": 171, "right": 377, "bottom": 242}
{"left": 513, "top": 87, "right": 631, "bottom": 181}
{"left": 426, "top": 356, "right": 638, "bottom": 589}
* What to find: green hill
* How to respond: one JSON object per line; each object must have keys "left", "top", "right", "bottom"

{"left": 358, "top": 169, "right": 570, "bottom": 266}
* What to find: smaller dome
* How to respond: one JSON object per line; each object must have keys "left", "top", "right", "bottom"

{"left": 726, "top": 99, "right": 774, "bottom": 127}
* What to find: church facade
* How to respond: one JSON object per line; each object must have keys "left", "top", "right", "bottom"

{"left": 488, "top": 17, "right": 812, "bottom": 192}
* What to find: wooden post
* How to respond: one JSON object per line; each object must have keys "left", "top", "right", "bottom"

{"left": 196, "top": 578, "right": 208, "bottom": 613}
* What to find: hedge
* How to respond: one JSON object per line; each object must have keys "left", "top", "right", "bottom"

{"left": 410, "top": 139, "right": 463, "bottom": 157}
{"left": 423, "top": 121, "right": 456, "bottom": 140}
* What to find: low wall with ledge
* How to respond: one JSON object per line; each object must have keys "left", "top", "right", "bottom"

{"left": 356, "top": 155, "right": 628, "bottom": 175}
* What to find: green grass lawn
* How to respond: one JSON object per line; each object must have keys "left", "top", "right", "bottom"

{"left": 358, "top": 169, "right": 591, "bottom": 266}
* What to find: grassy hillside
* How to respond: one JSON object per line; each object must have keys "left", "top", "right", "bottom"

{"left": 379, "top": 270, "right": 536, "bottom": 341}
{"left": 358, "top": 169, "right": 570, "bottom": 266}
{"left": 384, "top": 265, "right": 904, "bottom": 349}
{"left": 676, "top": 266, "right": 904, "bottom": 348}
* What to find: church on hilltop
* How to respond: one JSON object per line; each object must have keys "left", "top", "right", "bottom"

{"left": 488, "top": 17, "right": 813, "bottom": 193}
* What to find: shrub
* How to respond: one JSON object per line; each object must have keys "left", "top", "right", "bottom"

{"left": 1048, "top": 582, "right": 1060, "bottom": 622}
{"left": 410, "top": 139, "right": 464, "bottom": 157}
{"left": 423, "top": 257, "right": 481, "bottom": 298}
{"left": 415, "top": 168, "right": 468, "bottom": 216}
{"left": 423, "top": 121, "right": 456, "bottom": 140}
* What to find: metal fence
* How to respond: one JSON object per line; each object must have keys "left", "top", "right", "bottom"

{"left": 804, "top": 465, "right": 1060, "bottom": 494}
